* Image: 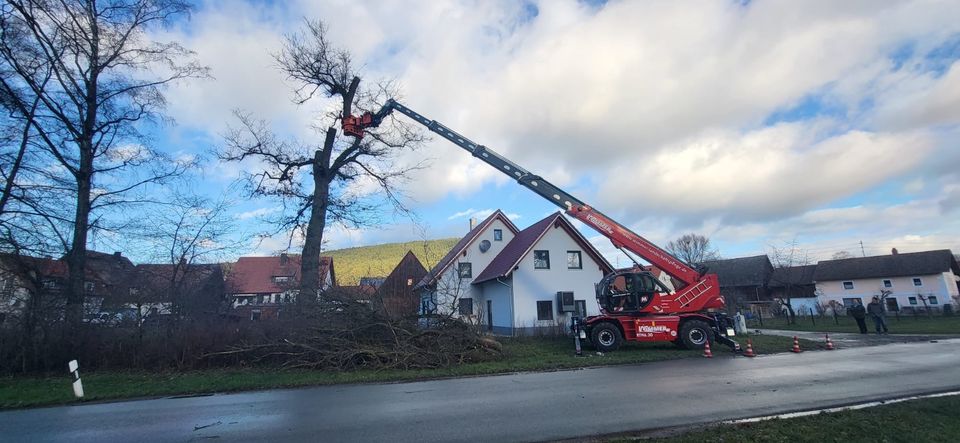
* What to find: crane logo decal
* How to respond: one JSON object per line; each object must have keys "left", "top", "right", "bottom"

{"left": 585, "top": 214, "right": 613, "bottom": 234}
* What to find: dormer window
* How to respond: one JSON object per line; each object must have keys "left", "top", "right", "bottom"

{"left": 273, "top": 276, "right": 291, "bottom": 284}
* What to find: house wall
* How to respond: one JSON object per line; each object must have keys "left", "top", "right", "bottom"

{"left": 432, "top": 218, "right": 516, "bottom": 315}
{"left": 510, "top": 224, "right": 605, "bottom": 334}
{"left": 816, "top": 273, "right": 958, "bottom": 311}
{"left": 478, "top": 278, "right": 514, "bottom": 335}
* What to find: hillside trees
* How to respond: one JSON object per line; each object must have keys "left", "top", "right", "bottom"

{"left": 0, "top": 0, "right": 208, "bottom": 337}
{"left": 220, "top": 19, "right": 424, "bottom": 308}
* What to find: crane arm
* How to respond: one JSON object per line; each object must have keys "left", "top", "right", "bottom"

{"left": 343, "top": 99, "right": 702, "bottom": 286}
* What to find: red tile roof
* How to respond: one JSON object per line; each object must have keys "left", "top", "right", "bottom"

{"left": 415, "top": 210, "right": 519, "bottom": 288}
{"left": 472, "top": 212, "right": 614, "bottom": 284}
{"left": 227, "top": 254, "right": 333, "bottom": 294}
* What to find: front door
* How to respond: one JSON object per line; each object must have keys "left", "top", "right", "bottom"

{"left": 487, "top": 300, "right": 493, "bottom": 331}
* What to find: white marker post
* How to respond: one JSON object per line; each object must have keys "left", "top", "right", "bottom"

{"left": 68, "top": 359, "right": 84, "bottom": 399}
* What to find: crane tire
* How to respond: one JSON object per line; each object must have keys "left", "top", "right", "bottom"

{"left": 678, "top": 320, "right": 713, "bottom": 350}
{"left": 590, "top": 322, "right": 622, "bottom": 352}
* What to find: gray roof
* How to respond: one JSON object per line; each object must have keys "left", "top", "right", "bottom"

{"left": 813, "top": 249, "right": 958, "bottom": 281}
{"left": 769, "top": 264, "right": 818, "bottom": 288}
{"left": 701, "top": 255, "right": 773, "bottom": 287}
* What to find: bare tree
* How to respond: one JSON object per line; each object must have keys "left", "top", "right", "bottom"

{"left": 0, "top": 0, "right": 208, "bottom": 335}
{"left": 665, "top": 233, "right": 720, "bottom": 266}
{"left": 768, "top": 240, "right": 811, "bottom": 324}
{"left": 831, "top": 250, "right": 854, "bottom": 260}
{"left": 220, "top": 19, "right": 424, "bottom": 308}
{"left": 131, "top": 191, "right": 243, "bottom": 317}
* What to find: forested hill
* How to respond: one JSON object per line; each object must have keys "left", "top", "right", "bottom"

{"left": 325, "top": 239, "right": 460, "bottom": 286}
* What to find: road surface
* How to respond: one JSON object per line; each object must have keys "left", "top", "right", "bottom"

{"left": 3, "top": 339, "right": 959, "bottom": 442}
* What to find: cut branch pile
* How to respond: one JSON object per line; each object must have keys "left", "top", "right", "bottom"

{"left": 204, "top": 290, "right": 502, "bottom": 371}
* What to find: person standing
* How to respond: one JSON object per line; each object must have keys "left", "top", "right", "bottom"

{"left": 867, "top": 296, "right": 889, "bottom": 334}
{"left": 849, "top": 299, "right": 868, "bottom": 334}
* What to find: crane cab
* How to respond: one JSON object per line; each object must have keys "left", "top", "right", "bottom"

{"left": 595, "top": 269, "right": 670, "bottom": 315}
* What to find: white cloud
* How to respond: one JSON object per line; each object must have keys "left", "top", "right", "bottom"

{"left": 237, "top": 206, "right": 280, "bottom": 220}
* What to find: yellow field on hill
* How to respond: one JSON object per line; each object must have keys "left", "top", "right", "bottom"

{"left": 325, "top": 238, "right": 459, "bottom": 286}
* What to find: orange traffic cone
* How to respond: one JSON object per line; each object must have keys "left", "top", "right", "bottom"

{"left": 825, "top": 334, "right": 835, "bottom": 350}
{"left": 703, "top": 341, "right": 713, "bottom": 358}
{"left": 791, "top": 336, "right": 802, "bottom": 353}
{"left": 743, "top": 339, "right": 756, "bottom": 357}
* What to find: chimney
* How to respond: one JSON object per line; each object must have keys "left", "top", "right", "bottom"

{"left": 280, "top": 253, "right": 289, "bottom": 265}
{"left": 113, "top": 251, "right": 122, "bottom": 258}
{"left": 891, "top": 248, "right": 898, "bottom": 255}
{"left": 469, "top": 217, "right": 478, "bottom": 231}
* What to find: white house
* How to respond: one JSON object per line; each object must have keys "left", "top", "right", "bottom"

{"left": 416, "top": 210, "right": 519, "bottom": 319}
{"left": 419, "top": 210, "right": 613, "bottom": 335}
{"left": 813, "top": 249, "right": 960, "bottom": 313}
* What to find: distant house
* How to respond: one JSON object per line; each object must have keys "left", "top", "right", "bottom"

{"left": 419, "top": 210, "right": 613, "bottom": 335}
{"left": 226, "top": 253, "right": 335, "bottom": 320}
{"left": 814, "top": 249, "right": 960, "bottom": 313}
{"left": 768, "top": 264, "right": 818, "bottom": 315}
{"left": 374, "top": 251, "right": 427, "bottom": 319}
{"left": 701, "top": 255, "right": 774, "bottom": 315}
{"left": 105, "top": 263, "right": 225, "bottom": 322}
{"left": 0, "top": 251, "right": 135, "bottom": 323}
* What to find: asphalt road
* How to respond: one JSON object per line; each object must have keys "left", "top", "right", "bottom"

{"left": 3, "top": 339, "right": 960, "bottom": 443}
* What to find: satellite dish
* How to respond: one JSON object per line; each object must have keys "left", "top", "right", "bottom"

{"left": 479, "top": 240, "right": 491, "bottom": 253}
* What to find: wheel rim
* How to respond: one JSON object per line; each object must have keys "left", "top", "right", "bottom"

{"left": 598, "top": 329, "right": 616, "bottom": 346}
{"left": 689, "top": 328, "right": 706, "bottom": 345}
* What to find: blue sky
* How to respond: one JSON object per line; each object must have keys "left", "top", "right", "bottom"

{"left": 137, "top": 0, "right": 960, "bottom": 265}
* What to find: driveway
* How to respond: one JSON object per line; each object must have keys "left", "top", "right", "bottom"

{"left": 2, "top": 339, "right": 960, "bottom": 442}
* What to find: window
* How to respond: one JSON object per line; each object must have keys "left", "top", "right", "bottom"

{"left": 537, "top": 300, "right": 554, "bottom": 321}
{"left": 273, "top": 276, "right": 291, "bottom": 284}
{"left": 575, "top": 300, "right": 587, "bottom": 318}
{"left": 84, "top": 281, "right": 95, "bottom": 293}
{"left": 406, "top": 278, "right": 413, "bottom": 286}
{"left": 913, "top": 278, "right": 922, "bottom": 287}
{"left": 458, "top": 298, "right": 473, "bottom": 316}
{"left": 909, "top": 296, "right": 917, "bottom": 305}
{"left": 250, "top": 309, "right": 261, "bottom": 321}
{"left": 458, "top": 262, "right": 472, "bottom": 278}
{"left": 883, "top": 280, "right": 892, "bottom": 288}
{"left": 493, "top": 229, "right": 503, "bottom": 241}
{"left": 928, "top": 296, "right": 939, "bottom": 305}
{"left": 842, "top": 281, "right": 854, "bottom": 290}
{"left": 567, "top": 251, "right": 582, "bottom": 269}
{"left": 534, "top": 250, "right": 550, "bottom": 269}
{"left": 842, "top": 298, "right": 862, "bottom": 308}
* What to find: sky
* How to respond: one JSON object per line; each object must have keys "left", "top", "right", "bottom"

{"left": 138, "top": 0, "right": 960, "bottom": 266}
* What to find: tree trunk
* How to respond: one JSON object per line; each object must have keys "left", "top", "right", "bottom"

{"left": 65, "top": 165, "right": 92, "bottom": 336}
{"left": 298, "top": 150, "right": 331, "bottom": 306}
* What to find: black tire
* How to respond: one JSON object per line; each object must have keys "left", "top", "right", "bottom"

{"left": 678, "top": 320, "right": 713, "bottom": 350}
{"left": 590, "top": 322, "right": 622, "bottom": 352}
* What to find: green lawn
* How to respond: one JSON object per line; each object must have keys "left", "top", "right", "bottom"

{"left": 0, "top": 333, "right": 809, "bottom": 410}
{"left": 643, "top": 394, "right": 960, "bottom": 443}
{"left": 747, "top": 314, "right": 960, "bottom": 335}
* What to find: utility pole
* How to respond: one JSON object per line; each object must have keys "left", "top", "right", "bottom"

{"left": 859, "top": 241, "right": 866, "bottom": 257}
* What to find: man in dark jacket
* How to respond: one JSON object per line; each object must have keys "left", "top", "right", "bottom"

{"left": 849, "top": 299, "right": 868, "bottom": 333}
{"left": 867, "top": 296, "right": 889, "bottom": 334}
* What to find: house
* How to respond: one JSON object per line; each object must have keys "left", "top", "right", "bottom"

{"left": 416, "top": 210, "right": 520, "bottom": 318}
{"left": 701, "top": 255, "right": 774, "bottom": 315}
{"left": 103, "top": 263, "right": 225, "bottom": 322}
{"left": 419, "top": 210, "right": 614, "bottom": 335}
{"left": 225, "top": 253, "right": 335, "bottom": 320}
{"left": 813, "top": 249, "right": 960, "bottom": 314}
{"left": 374, "top": 251, "right": 427, "bottom": 319}
{"left": 0, "top": 251, "right": 135, "bottom": 323}
{"left": 767, "top": 264, "right": 818, "bottom": 315}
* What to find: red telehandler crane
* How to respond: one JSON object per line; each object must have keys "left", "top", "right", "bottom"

{"left": 343, "top": 100, "right": 741, "bottom": 353}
